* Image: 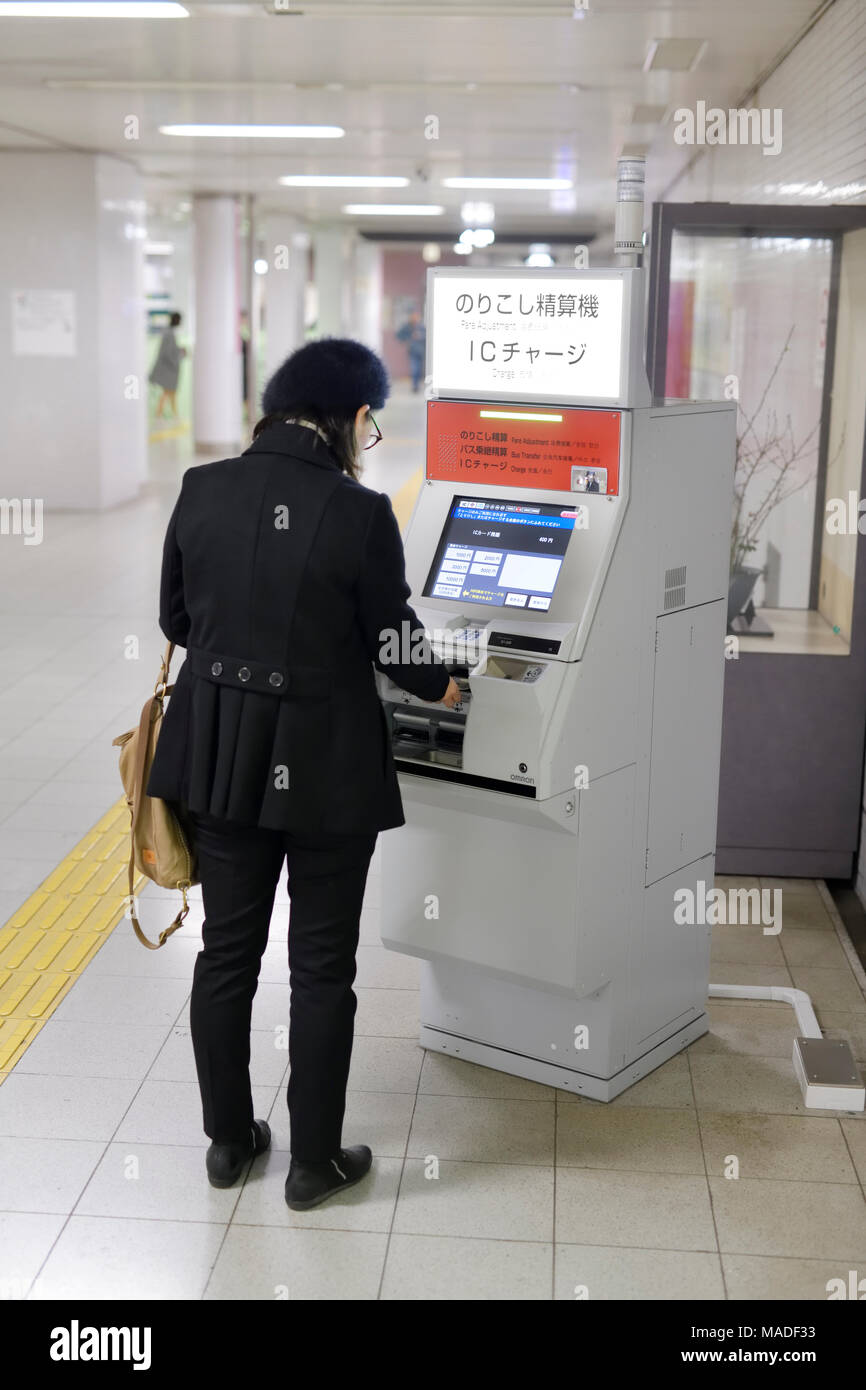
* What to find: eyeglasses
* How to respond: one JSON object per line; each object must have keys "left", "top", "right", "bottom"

{"left": 363, "top": 413, "right": 383, "bottom": 450}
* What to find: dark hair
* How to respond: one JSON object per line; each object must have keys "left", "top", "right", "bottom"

{"left": 169, "top": 311, "right": 182, "bottom": 328}
{"left": 252, "top": 404, "right": 366, "bottom": 480}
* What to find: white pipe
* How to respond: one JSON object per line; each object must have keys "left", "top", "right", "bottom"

{"left": 708, "top": 983, "right": 822, "bottom": 1038}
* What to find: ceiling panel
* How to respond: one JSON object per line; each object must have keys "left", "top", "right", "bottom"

{"left": 0, "top": 0, "right": 826, "bottom": 233}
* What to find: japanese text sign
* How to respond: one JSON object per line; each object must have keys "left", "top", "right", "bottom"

{"left": 426, "top": 401, "right": 621, "bottom": 495}
{"left": 429, "top": 272, "right": 625, "bottom": 403}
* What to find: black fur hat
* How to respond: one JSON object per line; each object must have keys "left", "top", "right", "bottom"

{"left": 261, "top": 336, "right": 390, "bottom": 418}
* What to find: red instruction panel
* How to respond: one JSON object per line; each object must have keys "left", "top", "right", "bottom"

{"left": 426, "top": 400, "right": 621, "bottom": 496}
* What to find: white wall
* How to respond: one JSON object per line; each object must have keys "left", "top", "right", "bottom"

{"left": 656, "top": 0, "right": 866, "bottom": 208}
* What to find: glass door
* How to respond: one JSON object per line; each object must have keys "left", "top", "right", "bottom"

{"left": 647, "top": 204, "right": 866, "bottom": 878}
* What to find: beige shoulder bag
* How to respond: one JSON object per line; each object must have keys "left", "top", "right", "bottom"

{"left": 112, "top": 642, "right": 199, "bottom": 949}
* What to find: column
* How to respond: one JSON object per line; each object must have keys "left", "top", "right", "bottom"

{"left": 352, "top": 238, "right": 384, "bottom": 352}
{"left": 0, "top": 151, "right": 146, "bottom": 510}
{"left": 312, "top": 223, "right": 356, "bottom": 337}
{"left": 192, "top": 195, "right": 243, "bottom": 454}
{"left": 257, "top": 213, "right": 309, "bottom": 392}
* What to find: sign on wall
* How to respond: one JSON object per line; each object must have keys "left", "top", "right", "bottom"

{"left": 429, "top": 272, "right": 625, "bottom": 403}
{"left": 12, "top": 289, "right": 77, "bottom": 357}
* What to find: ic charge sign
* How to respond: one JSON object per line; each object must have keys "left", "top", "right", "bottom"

{"left": 429, "top": 272, "right": 625, "bottom": 403}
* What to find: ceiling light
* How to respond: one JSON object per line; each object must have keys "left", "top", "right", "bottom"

{"left": 254, "top": 259, "right": 269, "bottom": 275}
{"left": 342, "top": 204, "right": 444, "bottom": 215}
{"left": 643, "top": 38, "right": 707, "bottom": 72}
{"left": 159, "top": 124, "right": 344, "bottom": 138}
{"left": 453, "top": 243, "right": 472, "bottom": 255}
{"left": 459, "top": 227, "right": 494, "bottom": 248}
{"left": 279, "top": 175, "right": 409, "bottom": 187}
{"left": 144, "top": 241, "right": 174, "bottom": 255}
{"left": 443, "top": 177, "right": 572, "bottom": 190}
{"left": 0, "top": 1, "right": 187, "bottom": 13}
{"left": 460, "top": 200, "right": 495, "bottom": 226}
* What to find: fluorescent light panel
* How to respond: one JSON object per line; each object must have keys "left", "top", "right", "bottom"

{"left": 342, "top": 204, "right": 444, "bottom": 215}
{"left": 443, "top": 177, "right": 572, "bottom": 190}
{"left": 0, "top": 2, "right": 187, "bottom": 14}
{"left": 159, "top": 124, "right": 344, "bottom": 138}
{"left": 279, "top": 175, "right": 409, "bottom": 187}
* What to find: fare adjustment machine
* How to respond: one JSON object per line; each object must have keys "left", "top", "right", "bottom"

{"left": 375, "top": 267, "right": 736, "bottom": 1099}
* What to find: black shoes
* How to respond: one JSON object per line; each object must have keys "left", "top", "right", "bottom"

{"left": 205, "top": 1123, "right": 372, "bottom": 1207}
{"left": 285, "top": 1145, "right": 373, "bottom": 1211}
{"left": 206, "top": 1118, "right": 271, "bottom": 1188}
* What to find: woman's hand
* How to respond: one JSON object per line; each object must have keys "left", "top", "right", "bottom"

{"left": 439, "top": 676, "right": 462, "bottom": 709}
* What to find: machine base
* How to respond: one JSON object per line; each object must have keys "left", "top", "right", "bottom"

{"left": 418, "top": 1011, "right": 710, "bottom": 1102}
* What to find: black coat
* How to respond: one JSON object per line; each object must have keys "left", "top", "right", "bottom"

{"left": 146, "top": 420, "right": 450, "bottom": 833}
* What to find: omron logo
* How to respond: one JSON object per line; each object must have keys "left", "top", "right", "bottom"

{"left": 510, "top": 772, "right": 535, "bottom": 784}
{"left": 49, "top": 1320, "right": 151, "bottom": 1371}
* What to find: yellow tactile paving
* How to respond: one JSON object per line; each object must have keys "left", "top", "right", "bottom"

{"left": 391, "top": 464, "right": 424, "bottom": 533}
{"left": 0, "top": 796, "right": 145, "bottom": 1083}
{"left": 148, "top": 423, "right": 189, "bottom": 443}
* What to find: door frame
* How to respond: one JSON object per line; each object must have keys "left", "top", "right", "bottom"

{"left": 646, "top": 202, "right": 866, "bottom": 878}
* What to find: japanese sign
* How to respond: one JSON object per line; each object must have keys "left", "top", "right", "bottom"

{"left": 12, "top": 289, "right": 77, "bottom": 357}
{"left": 429, "top": 273, "right": 624, "bottom": 402}
{"left": 426, "top": 401, "right": 621, "bottom": 495}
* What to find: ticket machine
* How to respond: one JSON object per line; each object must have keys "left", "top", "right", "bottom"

{"left": 375, "top": 264, "right": 736, "bottom": 1100}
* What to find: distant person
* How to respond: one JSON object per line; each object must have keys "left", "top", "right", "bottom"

{"left": 396, "top": 308, "right": 426, "bottom": 393}
{"left": 149, "top": 311, "right": 186, "bottom": 419}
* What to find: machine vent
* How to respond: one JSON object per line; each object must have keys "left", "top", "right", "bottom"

{"left": 663, "top": 565, "right": 687, "bottom": 610}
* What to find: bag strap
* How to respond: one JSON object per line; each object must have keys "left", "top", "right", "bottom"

{"left": 125, "top": 846, "right": 190, "bottom": 950}
{"left": 124, "top": 641, "right": 188, "bottom": 950}
{"left": 156, "top": 640, "right": 175, "bottom": 697}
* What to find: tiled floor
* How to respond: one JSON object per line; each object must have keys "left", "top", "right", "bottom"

{"left": 1, "top": 872, "right": 865, "bottom": 1300}
{"left": 1, "top": 391, "right": 865, "bottom": 1300}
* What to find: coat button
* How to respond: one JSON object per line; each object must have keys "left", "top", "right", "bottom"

{"left": 268, "top": 672, "right": 283, "bottom": 688}
{"left": 238, "top": 667, "right": 251, "bottom": 682}
{"left": 211, "top": 661, "right": 223, "bottom": 676}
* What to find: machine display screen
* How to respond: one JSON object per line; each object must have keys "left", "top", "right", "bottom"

{"left": 422, "top": 495, "right": 578, "bottom": 611}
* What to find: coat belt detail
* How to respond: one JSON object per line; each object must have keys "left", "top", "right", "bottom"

{"left": 188, "top": 647, "right": 333, "bottom": 698}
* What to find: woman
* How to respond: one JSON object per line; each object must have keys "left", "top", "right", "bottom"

{"left": 147, "top": 336, "right": 460, "bottom": 1211}
{"left": 149, "top": 310, "right": 186, "bottom": 419}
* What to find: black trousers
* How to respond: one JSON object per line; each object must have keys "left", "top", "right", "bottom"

{"left": 185, "top": 808, "right": 377, "bottom": 1162}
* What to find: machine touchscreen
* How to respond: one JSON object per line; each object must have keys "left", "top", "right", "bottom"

{"left": 422, "top": 495, "right": 579, "bottom": 612}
